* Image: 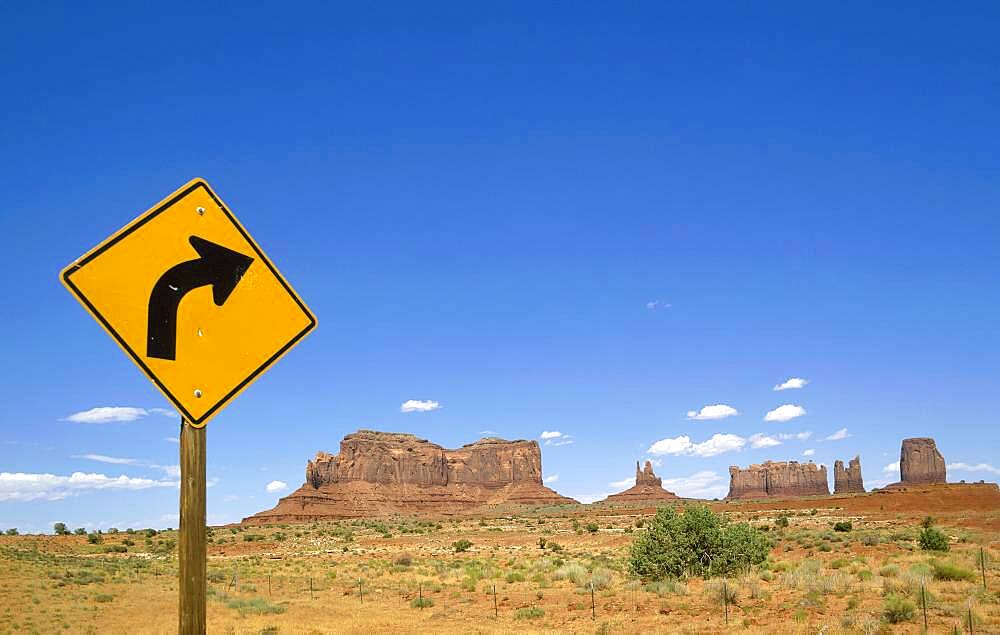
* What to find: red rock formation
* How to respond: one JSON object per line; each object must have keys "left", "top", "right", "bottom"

{"left": 245, "top": 430, "right": 576, "bottom": 522}
{"left": 601, "top": 461, "right": 680, "bottom": 504}
{"left": 899, "top": 437, "right": 946, "bottom": 485}
{"left": 727, "top": 461, "right": 830, "bottom": 499}
{"left": 833, "top": 456, "right": 865, "bottom": 494}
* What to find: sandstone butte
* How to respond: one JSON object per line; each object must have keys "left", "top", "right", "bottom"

{"left": 882, "top": 437, "right": 947, "bottom": 489}
{"left": 727, "top": 460, "right": 830, "bottom": 500}
{"left": 833, "top": 455, "right": 865, "bottom": 494}
{"left": 244, "top": 430, "right": 576, "bottom": 523}
{"left": 600, "top": 461, "right": 681, "bottom": 504}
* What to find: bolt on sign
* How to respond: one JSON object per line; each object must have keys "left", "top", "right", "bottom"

{"left": 61, "top": 178, "right": 317, "bottom": 426}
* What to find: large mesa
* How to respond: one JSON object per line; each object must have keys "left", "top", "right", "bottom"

{"left": 727, "top": 460, "right": 830, "bottom": 499}
{"left": 245, "top": 430, "right": 576, "bottom": 522}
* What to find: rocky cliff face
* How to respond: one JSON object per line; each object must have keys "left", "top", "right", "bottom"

{"left": 833, "top": 456, "right": 865, "bottom": 494}
{"left": 246, "top": 430, "right": 576, "bottom": 522}
{"left": 727, "top": 461, "right": 830, "bottom": 499}
{"left": 601, "top": 461, "right": 680, "bottom": 504}
{"left": 898, "top": 437, "right": 946, "bottom": 485}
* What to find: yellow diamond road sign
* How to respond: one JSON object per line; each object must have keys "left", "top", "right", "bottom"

{"left": 61, "top": 178, "right": 317, "bottom": 427}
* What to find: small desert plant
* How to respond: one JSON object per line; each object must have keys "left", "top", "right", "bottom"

{"left": 919, "top": 527, "right": 949, "bottom": 552}
{"left": 553, "top": 563, "right": 587, "bottom": 584}
{"left": 775, "top": 515, "right": 789, "bottom": 528}
{"left": 452, "top": 539, "right": 473, "bottom": 553}
{"left": 833, "top": 521, "right": 852, "bottom": 532}
{"left": 586, "top": 522, "right": 599, "bottom": 534}
{"left": 515, "top": 606, "right": 545, "bottom": 620}
{"left": 410, "top": 597, "right": 434, "bottom": 608}
{"left": 882, "top": 594, "right": 915, "bottom": 623}
{"left": 394, "top": 553, "right": 413, "bottom": 567}
{"left": 930, "top": 560, "right": 975, "bottom": 582}
{"left": 94, "top": 593, "right": 114, "bottom": 603}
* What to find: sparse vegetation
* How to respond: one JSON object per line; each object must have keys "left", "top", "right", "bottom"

{"left": 452, "top": 539, "right": 473, "bottom": 552}
{"left": 919, "top": 526, "right": 949, "bottom": 552}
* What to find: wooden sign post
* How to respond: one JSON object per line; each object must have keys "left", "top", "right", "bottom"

{"left": 178, "top": 420, "right": 206, "bottom": 634}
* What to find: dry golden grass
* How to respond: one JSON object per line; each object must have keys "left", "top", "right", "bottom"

{"left": 1, "top": 492, "right": 998, "bottom": 633}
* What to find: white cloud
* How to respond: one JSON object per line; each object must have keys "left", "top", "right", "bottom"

{"left": 541, "top": 431, "right": 573, "bottom": 446}
{"left": 479, "top": 430, "right": 498, "bottom": 436}
{"left": 691, "top": 434, "right": 746, "bottom": 457}
{"left": 687, "top": 404, "right": 739, "bottom": 421}
{"left": 647, "top": 433, "right": 746, "bottom": 458}
{"left": 265, "top": 480, "right": 288, "bottom": 493}
{"left": 948, "top": 462, "right": 1000, "bottom": 476}
{"left": 400, "top": 400, "right": 440, "bottom": 413}
{"left": 883, "top": 461, "right": 900, "bottom": 474}
{"left": 748, "top": 433, "right": 781, "bottom": 449}
{"left": 764, "top": 404, "right": 807, "bottom": 422}
{"left": 609, "top": 477, "right": 636, "bottom": 489}
{"left": 825, "top": 428, "right": 850, "bottom": 441}
{"left": 73, "top": 454, "right": 179, "bottom": 478}
{"left": 774, "top": 378, "right": 809, "bottom": 391}
{"left": 661, "top": 471, "right": 728, "bottom": 499}
{"left": 63, "top": 407, "right": 176, "bottom": 424}
{"left": 574, "top": 492, "right": 613, "bottom": 504}
{"left": 0, "top": 472, "right": 178, "bottom": 502}
{"left": 546, "top": 439, "right": 574, "bottom": 447}
{"left": 777, "top": 431, "right": 813, "bottom": 441}
{"left": 72, "top": 454, "right": 139, "bottom": 465}
{"left": 647, "top": 435, "right": 693, "bottom": 455}
{"left": 646, "top": 301, "right": 671, "bottom": 310}
{"left": 543, "top": 474, "right": 559, "bottom": 484}
{"left": 164, "top": 437, "right": 179, "bottom": 444}
{"left": 803, "top": 449, "right": 816, "bottom": 457}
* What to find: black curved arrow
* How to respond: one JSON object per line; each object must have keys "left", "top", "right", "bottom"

{"left": 147, "top": 236, "right": 254, "bottom": 360}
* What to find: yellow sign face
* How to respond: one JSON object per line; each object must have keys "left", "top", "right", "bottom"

{"left": 61, "top": 178, "right": 316, "bottom": 427}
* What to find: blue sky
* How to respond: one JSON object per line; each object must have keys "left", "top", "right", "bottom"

{"left": 2, "top": 3, "right": 999, "bottom": 532}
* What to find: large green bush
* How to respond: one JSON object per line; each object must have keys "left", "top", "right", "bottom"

{"left": 918, "top": 527, "right": 949, "bottom": 552}
{"left": 627, "top": 505, "right": 770, "bottom": 580}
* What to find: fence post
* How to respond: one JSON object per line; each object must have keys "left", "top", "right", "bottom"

{"left": 268, "top": 574, "right": 271, "bottom": 598}
{"left": 921, "top": 582, "right": 928, "bottom": 631}
{"left": 493, "top": 584, "right": 498, "bottom": 618}
{"left": 590, "top": 581, "right": 595, "bottom": 620}
{"left": 723, "top": 578, "right": 729, "bottom": 625}
{"left": 418, "top": 583, "right": 423, "bottom": 609}
{"left": 359, "top": 578, "right": 363, "bottom": 603}
{"left": 969, "top": 604, "right": 974, "bottom": 634}
{"left": 981, "top": 547, "right": 987, "bottom": 590}
{"left": 310, "top": 577, "right": 314, "bottom": 600}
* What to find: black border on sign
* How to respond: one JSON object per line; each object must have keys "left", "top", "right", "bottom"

{"left": 61, "top": 180, "right": 317, "bottom": 426}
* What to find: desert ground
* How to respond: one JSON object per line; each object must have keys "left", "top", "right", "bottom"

{"left": 1, "top": 484, "right": 998, "bottom": 634}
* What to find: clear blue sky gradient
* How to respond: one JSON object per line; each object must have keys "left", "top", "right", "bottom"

{"left": 1, "top": 3, "right": 998, "bottom": 531}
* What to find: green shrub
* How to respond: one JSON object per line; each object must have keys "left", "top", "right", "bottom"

{"left": 832, "top": 521, "right": 852, "bottom": 533}
{"left": 94, "top": 594, "right": 114, "bottom": 603}
{"left": 505, "top": 571, "right": 525, "bottom": 583}
{"left": 861, "top": 533, "right": 880, "bottom": 546}
{"left": 453, "top": 539, "right": 473, "bottom": 553}
{"left": 930, "top": 560, "right": 975, "bottom": 582}
{"left": 882, "top": 594, "right": 915, "bottom": 624}
{"left": 919, "top": 527, "right": 949, "bottom": 552}
{"left": 879, "top": 564, "right": 900, "bottom": 578}
{"left": 102, "top": 544, "right": 127, "bottom": 553}
{"left": 86, "top": 532, "right": 102, "bottom": 544}
{"left": 628, "top": 505, "right": 770, "bottom": 580}
{"left": 585, "top": 522, "right": 599, "bottom": 534}
{"left": 74, "top": 527, "right": 87, "bottom": 536}
{"left": 224, "top": 597, "right": 286, "bottom": 616}
{"left": 5, "top": 528, "right": 18, "bottom": 536}
{"left": 410, "top": 597, "right": 434, "bottom": 608}
{"left": 553, "top": 563, "right": 587, "bottom": 584}
{"left": 54, "top": 522, "right": 69, "bottom": 535}
{"left": 775, "top": 515, "right": 789, "bottom": 529}
{"left": 643, "top": 579, "right": 685, "bottom": 596}
{"left": 515, "top": 607, "right": 545, "bottom": 620}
